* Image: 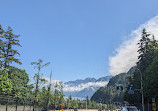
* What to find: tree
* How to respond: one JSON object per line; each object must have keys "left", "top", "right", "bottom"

{"left": 136, "top": 29, "right": 158, "bottom": 72}
{"left": 67, "top": 95, "right": 72, "bottom": 109}
{"left": 31, "top": 59, "right": 50, "bottom": 110}
{"left": 143, "top": 50, "right": 158, "bottom": 100}
{"left": 58, "top": 81, "right": 64, "bottom": 104}
{"left": 0, "top": 68, "right": 13, "bottom": 110}
{"left": 0, "top": 68, "right": 12, "bottom": 95}
{"left": 91, "top": 100, "right": 98, "bottom": 109}
{"left": 38, "top": 87, "right": 54, "bottom": 109}
{"left": 53, "top": 82, "right": 60, "bottom": 109}
{"left": 9, "top": 68, "right": 30, "bottom": 100}
{"left": 52, "top": 81, "right": 64, "bottom": 110}
{"left": 0, "top": 25, "right": 21, "bottom": 69}
{"left": 124, "top": 29, "right": 152, "bottom": 106}
{"left": 86, "top": 96, "right": 90, "bottom": 108}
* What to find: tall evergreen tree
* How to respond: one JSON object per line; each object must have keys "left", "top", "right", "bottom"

{"left": 143, "top": 49, "right": 158, "bottom": 101}
{"left": 137, "top": 28, "right": 152, "bottom": 71}
{"left": 0, "top": 26, "right": 21, "bottom": 69}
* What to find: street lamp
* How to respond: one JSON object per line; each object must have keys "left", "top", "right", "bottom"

{"left": 135, "top": 68, "right": 144, "bottom": 111}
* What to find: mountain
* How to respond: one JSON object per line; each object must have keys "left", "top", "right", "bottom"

{"left": 91, "top": 73, "right": 129, "bottom": 104}
{"left": 65, "top": 78, "right": 96, "bottom": 87}
{"left": 127, "top": 66, "right": 136, "bottom": 74}
{"left": 91, "top": 67, "right": 135, "bottom": 104}
{"left": 63, "top": 76, "right": 112, "bottom": 99}
{"left": 107, "top": 73, "right": 129, "bottom": 87}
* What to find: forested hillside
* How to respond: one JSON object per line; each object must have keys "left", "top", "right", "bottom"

{"left": 91, "top": 72, "right": 130, "bottom": 104}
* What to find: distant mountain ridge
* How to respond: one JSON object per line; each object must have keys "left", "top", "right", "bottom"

{"left": 65, "top": 77, "right": 97, "bottom": 86}
{"left": 63, "top": 76, "right": 112, "bottom": 99}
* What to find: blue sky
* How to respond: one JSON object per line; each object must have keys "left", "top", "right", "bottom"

{"left": 1, "top": 0, "right": 158, "bottom": 82}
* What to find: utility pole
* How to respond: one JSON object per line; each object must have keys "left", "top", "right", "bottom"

{"left": 136, "top": 68, "right": 144, "bottom": 111}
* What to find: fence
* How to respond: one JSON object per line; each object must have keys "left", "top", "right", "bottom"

{"left": 0, "top": 96, "right": 42, "bottom": 111}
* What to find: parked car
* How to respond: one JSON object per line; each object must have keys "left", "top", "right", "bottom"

{"left": 74, "top": 108, "right": 78, "bottom": 111}
{"left": 121, "top": 106, "right": 138, "bottom": 111}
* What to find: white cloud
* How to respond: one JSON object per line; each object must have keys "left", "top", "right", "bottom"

{"left": 42, "top": 77, "right": 108, "bottom": 92}
{"left": 109, "top": 15, "right": 158, "bottom": 76}
{"left": 44, "top": 77, "right": 61, "bottom": 84}
{"left": 63, "top": 81, "right": 108, "bottom": 92}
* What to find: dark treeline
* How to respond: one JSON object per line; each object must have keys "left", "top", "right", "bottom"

{"left": 0, "top": 25, "right": 100, "bottom": 110}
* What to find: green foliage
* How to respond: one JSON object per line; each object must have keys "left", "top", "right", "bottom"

{"left": 52, "top": 82, "right": 64, "bottom": 109}
{"left": 143, "top": 50, "right": 158, "bottom": 100}
{"left": 0, "top": 68, "right": 12, "bottom": 94}
{"left": 137, "top": 29, "right": 156, "bottom": 71}
{"left": 0, "top": 25, "right": 21, "bottom": 69}
{"left": 58, "top": 81, "right": 64, "bottom": 104}
{"left": 91, "top": 100, "right": 98, "bottom": 109}
{"left": 9, "top": 68, "right": 30, "bottom": 99}
{"left": 67, "top": 95, "right": 72, "bottom": 108}
{"left": 38, "top": 87, "right": 53, "bottom": 109}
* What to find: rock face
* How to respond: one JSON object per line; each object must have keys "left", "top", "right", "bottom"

{"left": 63, "top": 76, "right": 112, "bottom": 99}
